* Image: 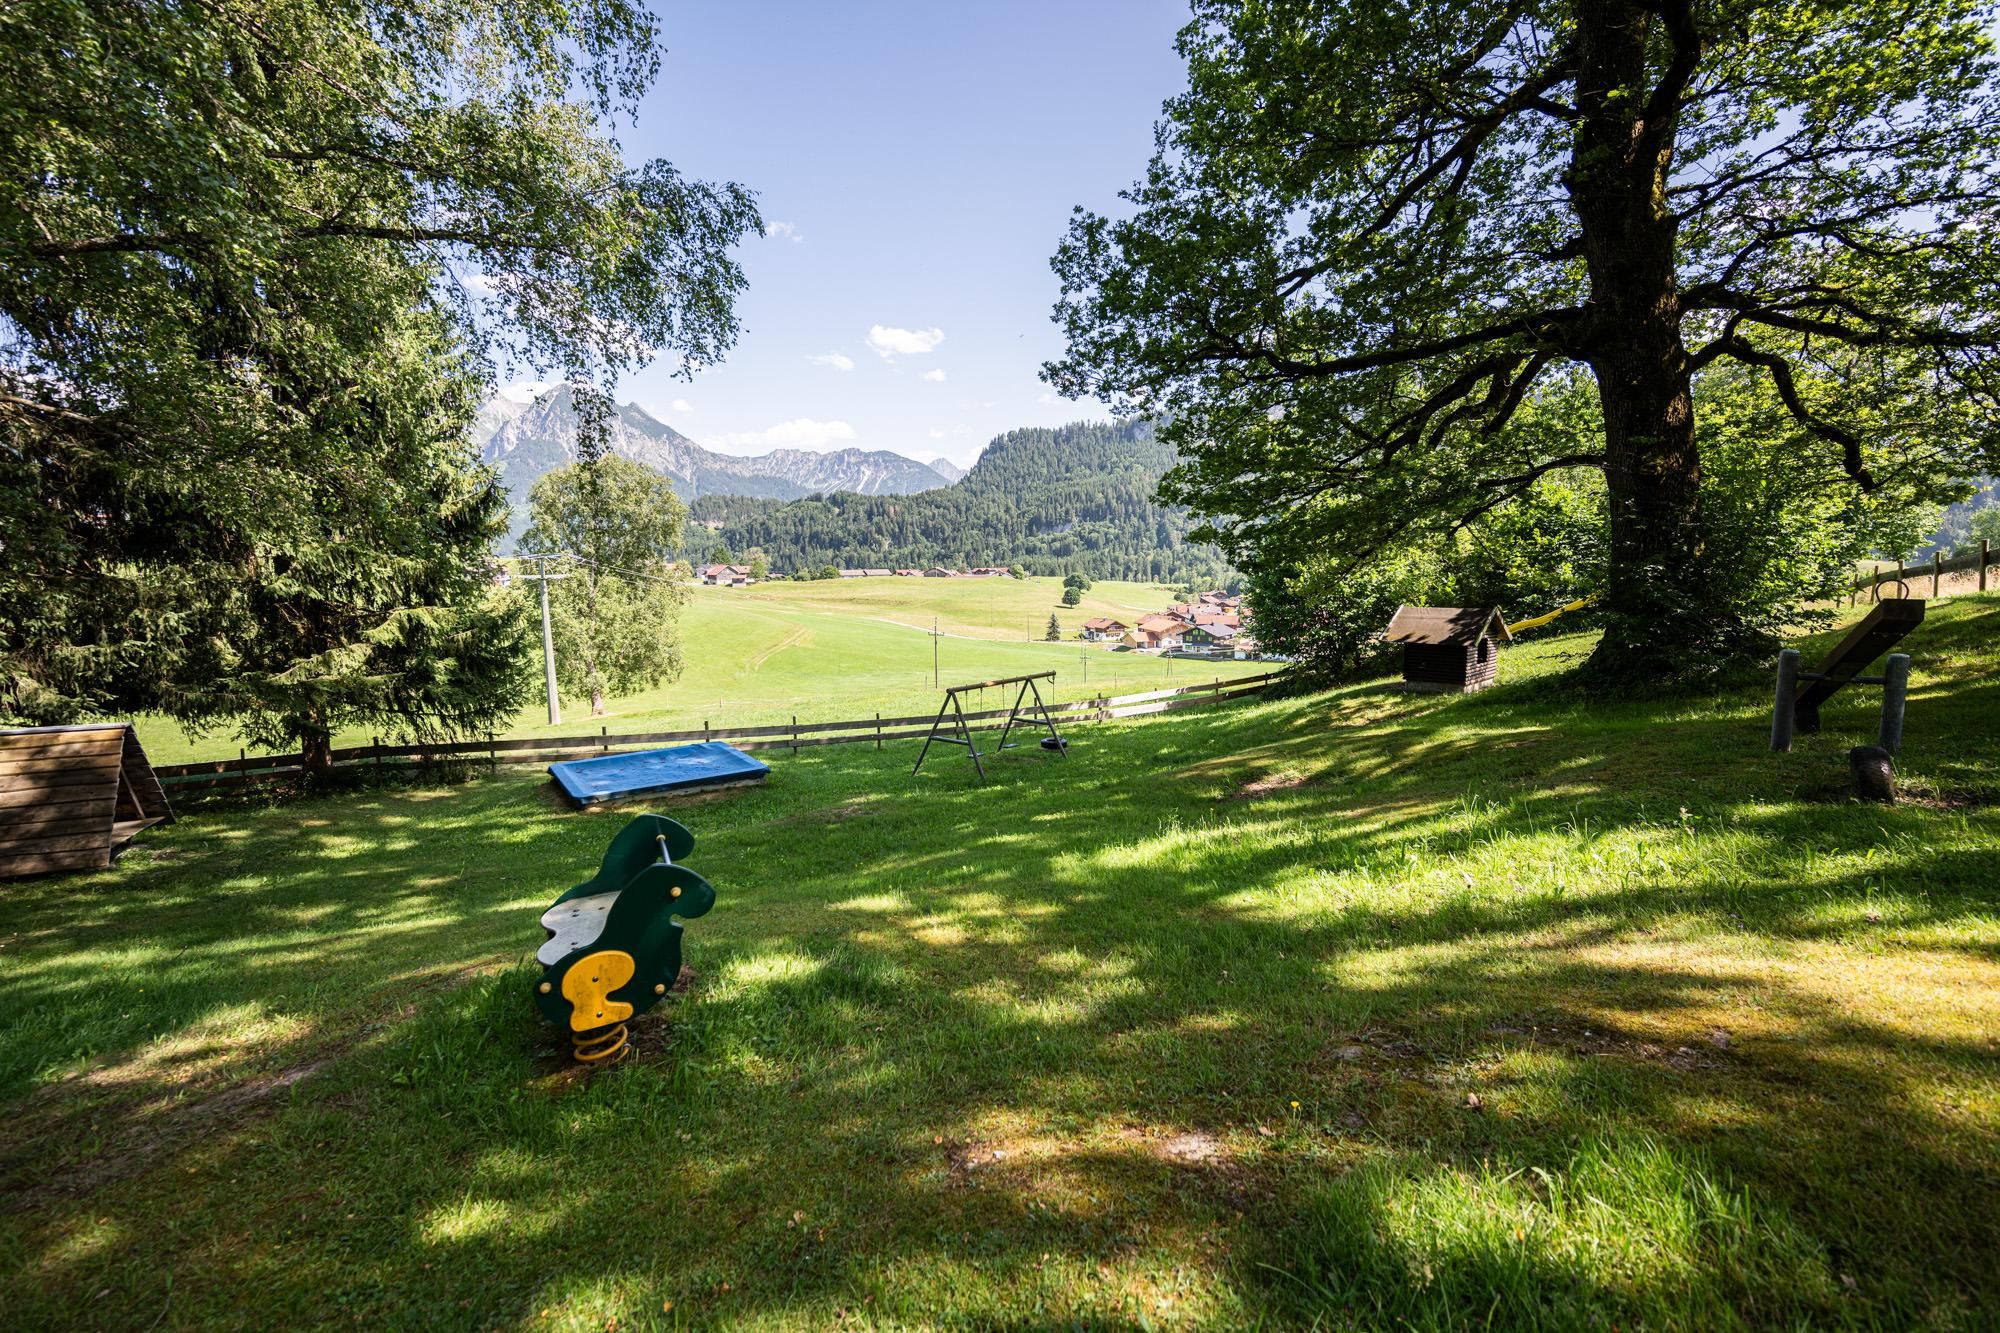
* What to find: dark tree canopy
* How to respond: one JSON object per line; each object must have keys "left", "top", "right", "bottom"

{"left": 0, "top": 0, "right": 759, "bottom": 726}
{"left": 1049, "top": 0, "right": 2000, "bottom": 675}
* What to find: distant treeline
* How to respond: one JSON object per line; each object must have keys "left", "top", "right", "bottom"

{"left": 684, "top": 420, "right": 1231, "bottom": 583}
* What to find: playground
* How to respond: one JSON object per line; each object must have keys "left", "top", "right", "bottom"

{"left": 2, "top": 598, "right": 1997, "bottom": 1328}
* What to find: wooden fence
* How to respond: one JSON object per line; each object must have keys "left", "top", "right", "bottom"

{"left": 153, "top": 671, "right": 1290, "bottom": 791}
{"left": 1849, "top": 540, "right": 1995, "bottom": 602}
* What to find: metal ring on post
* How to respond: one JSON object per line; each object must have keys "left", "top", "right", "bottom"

{"left": 1871, "top": 577, "right": 1910, "bottom": 603}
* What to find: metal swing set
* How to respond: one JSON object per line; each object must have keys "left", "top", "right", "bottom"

{"left": 910, "top": 671, "right": 1067, "bottom": 782}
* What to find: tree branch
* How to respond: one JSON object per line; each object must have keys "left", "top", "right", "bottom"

{"left": 1704, "top": 336, "right": 1876, "bottom": 488}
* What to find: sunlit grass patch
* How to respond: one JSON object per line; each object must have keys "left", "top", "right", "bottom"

{"left": 1, "top": 595, "right": 1996, "bottom": 1327}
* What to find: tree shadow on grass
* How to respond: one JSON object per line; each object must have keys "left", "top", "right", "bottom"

{"left": 1, "top": 600, "right": 1996, "bottom": 1326}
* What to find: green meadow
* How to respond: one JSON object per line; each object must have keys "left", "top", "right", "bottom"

{"left": 4, "top": 596, "right": 1996, "bottom": 1328}
{"left": 139, "top": 577, "right": 1265, "bottom": 764}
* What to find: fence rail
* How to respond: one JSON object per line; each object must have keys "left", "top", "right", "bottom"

{"left": 154, "top": 671, "right": 1289, "bottom": 791}
{"left": 1849, "top": 540, "right": 1994, "bottom": 601}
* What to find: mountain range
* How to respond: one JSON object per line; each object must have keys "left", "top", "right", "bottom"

{"left": 686, "top": 419, "right": 1230, "bottom": 585}
{"left": 478, "top": 385, "right": 956, "bottom": 541}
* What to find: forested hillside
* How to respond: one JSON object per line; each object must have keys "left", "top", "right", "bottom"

{"left": 685, "top": 420, "right": 1229, "bottom": 582}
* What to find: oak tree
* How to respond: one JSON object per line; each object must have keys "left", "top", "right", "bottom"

{"left": 1049, "top": 0, "right": 2000, "bottom": 677}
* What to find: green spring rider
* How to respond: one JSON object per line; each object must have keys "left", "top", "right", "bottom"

{"left": 534, "top": 814, "right": 717, "bottom": 1063}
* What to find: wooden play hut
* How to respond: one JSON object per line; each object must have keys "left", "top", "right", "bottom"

{"left": 1382, "top": 606, "right": 1512, "bottom": 694}
{"left": 0, "top": 723, "right": 173, "bottom": 879}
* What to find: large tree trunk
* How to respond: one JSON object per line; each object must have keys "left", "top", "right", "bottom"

{"left": 1567, "top": 0, "right": 1738, "bottom": 680}
{"left": 300, "top": 723, "right": 335, "bottom": 783}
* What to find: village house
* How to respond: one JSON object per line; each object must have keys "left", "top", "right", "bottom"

{"left": 700, "top": 563, "right": 752, "bottom": 586}
{"left": 893, "top": 568, "right": 922, "bottom": 577}
{"left": 1080, "top": 617, "right": 1129, "bottom": 642}
{"left": 968, "top": 566, "right": 1010, "bottom": 577}
{"left": 1126, "top": 613, "right": 1192, "bottom": 650}
{"left": 923, "top": 567, "right": 959, "bottom": 578}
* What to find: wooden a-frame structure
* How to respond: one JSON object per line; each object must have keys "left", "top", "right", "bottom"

{"left": 911, "top": 671, "right": 1067, "bottom": 782}
{"left": 1, "top": 723, "right": 174, "bottom": 879}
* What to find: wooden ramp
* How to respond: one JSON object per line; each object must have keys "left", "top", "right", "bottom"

{"left": 1, "top": 723, "right": 174, "bottom": 879}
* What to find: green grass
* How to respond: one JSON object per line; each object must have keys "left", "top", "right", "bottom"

{"left": 5, "top": 597, "right": 1997, "bottom": 1328}
{"left": 137, "top": 576, "right": 1264, "bottom": 763}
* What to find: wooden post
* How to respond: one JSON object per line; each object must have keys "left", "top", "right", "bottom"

{"left": 876, "top": 712, "right": 882, "bottom": 751}
{"left": 1983, "top": 540, "right": 1991, "bottom": 593}
{"left": 600, "top": 725, "right": 608, "bottom": 752}
{"left": 1879, "top": 653, "right": 1911, "bottom": 754}
{"left": 374, "top": 736, "right": 383, "bottom": 773}
{"left": 792, "top": 714, "right": 798, "bottom": 752}
{"left": 703, "top": 719, "right": 709, "bottom": 743}
{"left": 1933, "top": 551, "right": 1943, "bottom": 597}
{"left": 1770, "top": 649, "right": 1800, "bottom": 753}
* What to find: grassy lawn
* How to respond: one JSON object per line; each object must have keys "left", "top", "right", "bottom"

{"left": 136, "top": 576, "right": 1263, "bottom": 764}
{"left": 5, "top": 597, "right": 1996, "bottom": 1328}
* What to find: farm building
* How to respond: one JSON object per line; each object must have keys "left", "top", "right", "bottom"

{"left": 1081, "top": 617, "right": 1129, "bottom": 642}
{"left": 1, "top": 723, "right": 173, "bottom": 879}
{"left": 1127, "top": 614, "right": 1192, "bottom": 650}
{"left": 1382, "top": 606, "right": 1512, "bottom": 693}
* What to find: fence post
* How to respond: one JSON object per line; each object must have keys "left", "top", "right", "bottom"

{"left": 1878, "top": 652, "right": 1911, "bottom": 754}
{"left": 876, "top": 712, "right": 882, "bottom": 751}
{"left": 1770, "top": 649, "right": 1800, "bottom": 753}
{"left": 792, "top": 714, "right": 798, "bottom": 752}
{"left": 374, "top": 736, "right": 383, "bottom": 773}
{"left": 600, "top": 725, "right": 608, "bottom": 752}
{"left": 1934, "top": 551, "right": 1943, "bottom": 598}
{"left": 1983, "top": 540, "right": 1991, "bottom": 594}
{"left": 703, "top": 719, "right": 709, "bottom": 743}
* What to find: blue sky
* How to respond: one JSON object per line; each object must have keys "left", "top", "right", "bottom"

{"left": 555, "top": 1, "right": 1193, "bottom": 467}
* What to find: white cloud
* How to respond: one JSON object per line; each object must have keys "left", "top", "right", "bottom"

{"left": 768, "top": 220, "right": 804, "bottom": 243}
{"left": 671, "top": 398, "right": 694, "bottom": 414}
{"left": 921, "top": 368, "right": 947, "bottom": 383}
{"left": 713, "top": 418, "right": 858, "bottom": 451}
{"left": 809, "top": 352, "right": 856, "bottom": 371}
{"left": 866, "top": 324, "right": 945, "bottom": 358}
{"left": 462, "top": 273, "right": 502, "bottom": 297}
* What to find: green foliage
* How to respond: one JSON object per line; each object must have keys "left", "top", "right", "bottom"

{"left": 1047, "top": 0, "right": 2000, "bottom": 679}
{"left": 0, "top": 0, "right": 758, "bottom": 723}
{"left": 1060, "top": 585, "right": 1084, "bottom": 608}
{"left": 1046, "top": 613, "right": 1062, "bottom": 641}
{"left": 687, "top": 420, "right": 1230, "bottom": 584}
{"left": 524, "top": 457, "right": 687, "bottom": 714}
{"left": 1245, "top": 551, "right": 1443, "bottom": 685}
{"left": 180, "top": 313, "right": 534, "bottom": 771}
{"left": 1063, "top": 572, "right": 1093, "bottom": 591}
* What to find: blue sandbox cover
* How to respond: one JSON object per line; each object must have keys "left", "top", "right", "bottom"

{"left": 549, "top": 741, "right": 770, "bottom": 806}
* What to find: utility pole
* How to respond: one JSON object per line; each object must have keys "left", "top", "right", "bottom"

{"left": 932, "top": 617, "right": 941, "bottom": 688}
{"left": 516, "top": 554, "right": 570, "bottom": 725}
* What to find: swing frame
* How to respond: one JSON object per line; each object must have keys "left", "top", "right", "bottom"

{"left": 910, "top": 671, "right": 1066, "bottom": 782}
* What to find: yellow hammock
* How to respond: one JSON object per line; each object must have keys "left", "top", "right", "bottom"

{"left": 1509, "top": 594, "right": 1596, "bottom": 634}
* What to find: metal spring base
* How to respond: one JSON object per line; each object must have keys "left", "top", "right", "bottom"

{"left": 572, "top": 1021, "right": 630, "bottom": 1064}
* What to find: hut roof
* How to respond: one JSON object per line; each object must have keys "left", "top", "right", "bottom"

{"left": 0, "top": 722, "right": 173, "bottom": 879}
{"left": 1382, "top": 606, "right": 1512, "bottom": 647}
